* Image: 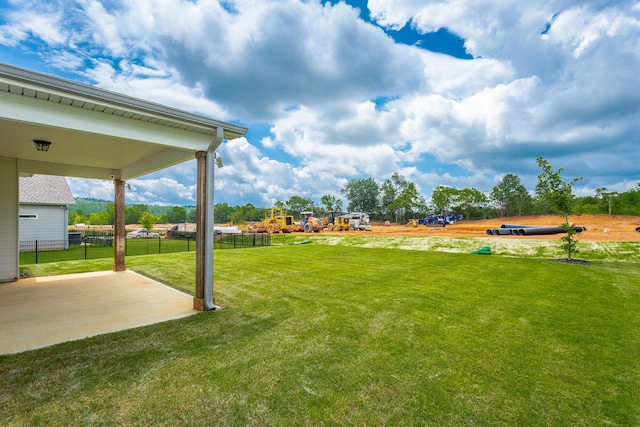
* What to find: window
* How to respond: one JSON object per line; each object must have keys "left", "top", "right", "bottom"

{"left": 19, "top": 214, "right": 38, "bottom": 219}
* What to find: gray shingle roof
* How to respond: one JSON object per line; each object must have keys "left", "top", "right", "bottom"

{"left": 19, "top": 174, "right": 76, "bottom": 205}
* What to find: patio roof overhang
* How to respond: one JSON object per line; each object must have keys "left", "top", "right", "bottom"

{"left": 0, "top": 62, "right": 247, "bottom": 311}
{"left": 0, "top": 63, "right": 247, "bottom": 179}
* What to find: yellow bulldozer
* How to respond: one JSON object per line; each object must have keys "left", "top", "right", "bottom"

{"left": 247, "top": 207, "right": 295, "bottom": 233}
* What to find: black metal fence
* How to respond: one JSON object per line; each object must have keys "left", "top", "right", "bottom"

{"left": 19, "top": 233, "right": 271, "bottom": 265}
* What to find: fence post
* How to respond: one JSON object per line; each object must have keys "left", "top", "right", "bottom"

{"left": 84, "top": 238, "right": 87, "bottom": 259}
{"left": 159, "top": 236, "right": 161, "bottom": 254}
{"left": 35, "top": 240, "right": 38, "bottom": 264}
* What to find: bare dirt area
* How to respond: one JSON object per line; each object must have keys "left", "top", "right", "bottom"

{"left": 326, "top": 215, "right": 640, "bottom": 242}
{"left": 87, "top": 214, "right": 639, "bottom": 243}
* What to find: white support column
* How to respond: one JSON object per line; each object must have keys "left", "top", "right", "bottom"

{"left": 203, "top": 127, "right": 224, "bottom": 310}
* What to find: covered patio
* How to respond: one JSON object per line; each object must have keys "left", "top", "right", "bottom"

{"left": 0, "top": 271, "right": 197, "bottom": 355}
{"left": 0, "top": 63, "right": 247, "bottom": 352}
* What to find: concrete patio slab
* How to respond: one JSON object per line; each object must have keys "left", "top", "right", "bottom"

{"left": 0, "top": 270, "right": 197, "bottom": 355}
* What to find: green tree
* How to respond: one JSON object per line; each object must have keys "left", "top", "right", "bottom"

{"left": 166, "top": 206, "right": 187, "bottom": 224}
{"left": 139, "top": 211, "right": 157, "bottom": 231}
{"left": 573, "top": 195, "right": 601, "bottom": 214}
{"left": 617, "top": 183, "right": 640, "bottom": 215}
{"left": 231, "top": 203, "right": 262, "bottom": 222}
{"left": 535, "top": 157, "right": 583, "bottom": 259}
{"left": 286, "top": 196, "right": 316, "bottom": 218}
{"left": 68, "top": 211, "right": 87, "bottom": 225}
{"left": 213, "top": 203, "right": 234, "bottom": 223}
{"left": 491, "top": 174, "right": 531, "bottom": 217}
{"left": 341, "top": 177, "right": 379, "bottom": 213}
{"left": 456, "top": 188, "right": 489, "bottom": 220}
{"left": 535, "top": 157, "right": 582, "bottom": 223}
{"left": 399, "top": 183, "right": 427, "bottom": 221}
{"left": 320, "top": 194, "right": 343, "bottom": 214}
{"left": 187, "top": 208, "right": 197, "bottom": 223}
{"left": 431, "top": 185, "right": 458, "bottom": 214}
{"left": 380, "top": 173, "right": 409, "bottom": 222}
{"left": 595, "top": 187, "right": 618, "bottom": 216}
{"left": 87, "top": 204, "right": 113, "bottom": 225}
{"left": 125, "top": 206, "right": 142, "bottom": 224}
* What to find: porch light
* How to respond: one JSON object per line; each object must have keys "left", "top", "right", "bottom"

{"left": 33, "top": 139, "right": 51, "bottom": 152}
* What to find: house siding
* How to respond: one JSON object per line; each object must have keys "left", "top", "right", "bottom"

{"left": 0, "top": 156, "right": 19, "bottom": 282}
{"left": 19, "top": 205, "right": 68, "bottom": 243}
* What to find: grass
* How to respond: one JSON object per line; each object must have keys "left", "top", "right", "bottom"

{"left": 4, "top": 244, "right": 640, "bottom": 426}
{"left": 19, "top": 238, "right": 197, "bottom": 264}
{"left": 273, "top": 233, "right": 640, "bottom": 262}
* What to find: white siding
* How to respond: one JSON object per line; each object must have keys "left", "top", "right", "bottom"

{"left": 19, "top": 205, "right": 67, "bottom": 242}
{"left": 0, "top": 156, "right": 18, "bottom": 282}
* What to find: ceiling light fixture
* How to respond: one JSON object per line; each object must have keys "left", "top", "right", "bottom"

{"left": 33, "top": 139, "right": 52, "bottom": 152}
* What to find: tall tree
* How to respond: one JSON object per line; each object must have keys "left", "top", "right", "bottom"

{"left": 395, "top": 182, "right": 427, "bottom": 222}
{"left": 491, "top": 174, "right": 531, "bottom": 217}
{"left": 187, "top": 208, "right": 197, "bottom": 223}
{"left": 285, "top": 196, "right": 315, "bottom": 218}
{"left": 213, "top": 203, "right": 234, "bottom": 223}
{"left": 380, "top": 173, "right": 409, "bottom": 222}
{"left": 457, "top": 188, "right": 489, "bottom": 220}
{"left": 595, "top": 187, "right": 618, "bottom": 216}
{"left": 166, "top": 206, "right": 187, "bottom": 223}
{"left": 231, "top": 203, "right": 261, "bottom": 222}
{"left": 320, "top": 194, "right": 342, "bottom": 213}
{"left": 124, "top": 206, "right": 140, "bottom": 224}
{"left": 341, "top": 177, "right": 379, "bottom": 213}
{"left": 431, "top": 185, "right": 458, "bottom": 214}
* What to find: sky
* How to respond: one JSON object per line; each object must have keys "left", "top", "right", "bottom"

{"left": 1, "top": 0, "right": 639, "bottom": 208}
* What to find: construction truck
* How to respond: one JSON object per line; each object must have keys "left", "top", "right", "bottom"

{"left": 300, "top": 211, "right": 324, "bottom": 233}
{"left": 342, "top": 212, "right": 372, "bottom": 231}
{"left": 167, "top": 223, "right": 197, "bottom": 239}
{"left": 330, "top": 215, "right": 351, "bottom": 231}
{"left": 323, "top": 211, "right": 350, "bottom": 231}
{"left": 247, "top": 207, "right": 295, "bottom": 233}
{"left": 417, "top": 214, "right": 463, "bottom": 227}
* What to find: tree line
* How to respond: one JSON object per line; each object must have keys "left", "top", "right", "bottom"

{"left": 69, "top": 158, "right": 640, "bottom": 226}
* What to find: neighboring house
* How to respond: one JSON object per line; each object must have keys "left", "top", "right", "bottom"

{"left": 19, "top": 174, "right": 75, "bottom": 244}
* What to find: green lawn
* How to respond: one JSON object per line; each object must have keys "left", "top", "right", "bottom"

{"left": 4, "top": 245, "right": 640, "bottom": 426}
{"left": 19, "top": 234, "right": 268, "bottom": 265}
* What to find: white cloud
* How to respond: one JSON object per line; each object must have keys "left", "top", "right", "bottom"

{"left": 3, "top": 0, "right": 640, "bottom": 207}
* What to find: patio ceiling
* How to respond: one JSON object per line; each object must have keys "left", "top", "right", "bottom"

{"left": 0, "top": 63, "right": 247, "bottom": 180}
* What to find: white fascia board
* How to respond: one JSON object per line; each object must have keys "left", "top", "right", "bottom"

{"left": 0, "top": 63, "right": 247, "bottom": 140}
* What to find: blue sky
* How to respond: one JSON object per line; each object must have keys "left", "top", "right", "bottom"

{"left": 1, "top": 0, "right": 639, "bottom": 208}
